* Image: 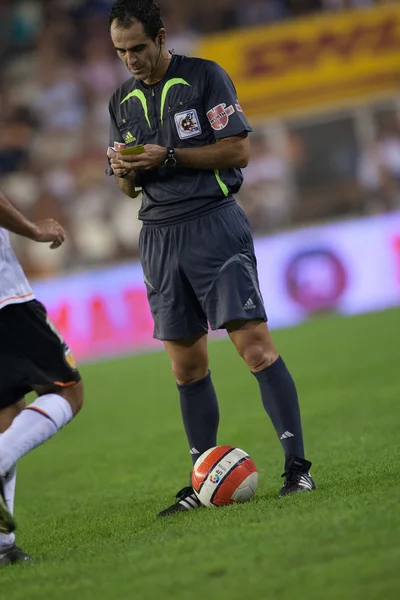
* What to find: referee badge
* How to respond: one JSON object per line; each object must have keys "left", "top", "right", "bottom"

{"left": 174, "top": 109, "right": 202, "bottom": 140}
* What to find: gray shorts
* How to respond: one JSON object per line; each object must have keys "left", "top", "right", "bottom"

{"left": 139, "top": 201, "right": 267, "bottom": 341}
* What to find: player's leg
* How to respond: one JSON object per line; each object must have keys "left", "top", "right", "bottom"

{"left": 194, "top": 203, "right": 315, "bottom": 496}
{"left": 0, "top": 402, "right": 24, "bottom": 538}
{"left": 157, "top": 333, "right": 219, "bottom": 517}
{"left": 165, "top": 333, "right": 219, "bottom": 465}
{"left": 0, "top": 382, "right": 83, "bottom": 481}
{"left": 140, "top": 224, "right": 220, "bottom": 516}
{"left": 0, "top": 400, "right": 25, "bottom": 432}
{"left": 0, "top": 383, "right": 83, "bottom": 564}
{"left": 0, "top": 400, "right": 32, "bottom": 565}
{"left": 0, "top": 300, "right": 83, "bottom": 536}
{"left": 227, "top": 320, "right": 315, "bottom": 495}
{"left": 0, "top": 402, "right": 24, "bottom": 526}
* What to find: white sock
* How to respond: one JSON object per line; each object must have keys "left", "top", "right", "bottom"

{"left": 0, "top": 465, "right": 16, "bottom": 547}
{"left": 0, "top": 395, "right": 73, "bottom": 476}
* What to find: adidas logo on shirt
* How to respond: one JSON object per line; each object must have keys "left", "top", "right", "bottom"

{"left": 124, "top": 131, "right": 136, "bottom": 143}
{"left": 243, "top": 298, "right": 256, "bottom": 310}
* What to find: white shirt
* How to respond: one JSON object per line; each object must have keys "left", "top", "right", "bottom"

{"left": 0, "top": 228, "right": 34, "bottom": 310}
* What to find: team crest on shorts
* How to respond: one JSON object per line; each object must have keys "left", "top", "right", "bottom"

{"left": 174, "top": 109, "right": 202, "bottom": 139}
{"left": 64, "top": 347, "right": 77, "bottom": 371}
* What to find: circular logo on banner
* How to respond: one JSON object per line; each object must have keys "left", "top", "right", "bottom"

{"left": 285, "top": 248, "right": 348, "bottom": 312}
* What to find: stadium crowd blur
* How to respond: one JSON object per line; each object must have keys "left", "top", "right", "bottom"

{"left": 0, "top": 0, "right": 399, "bottom": 278}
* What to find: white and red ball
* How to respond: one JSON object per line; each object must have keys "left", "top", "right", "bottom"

{"left": 191, "top": 446, "right": 258, "bottom": 507}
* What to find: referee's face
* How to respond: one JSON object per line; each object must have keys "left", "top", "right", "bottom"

{"left": 111, "top": 21, "right": 162, "bottom": 82}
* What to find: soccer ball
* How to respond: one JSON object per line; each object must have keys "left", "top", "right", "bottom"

{"left": 191, "top": 446, "right": 258, "bottom": 507}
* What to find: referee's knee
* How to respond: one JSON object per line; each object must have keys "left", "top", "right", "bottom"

{"left": 172, "top": 362, "right": 208, "bottom": 386}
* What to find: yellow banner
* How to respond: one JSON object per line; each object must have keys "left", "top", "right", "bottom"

{"left": 195, "top": 5, "right": 400, "bottom": 117}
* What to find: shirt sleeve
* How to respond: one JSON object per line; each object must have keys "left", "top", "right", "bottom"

{"left": 203, "top": 61, "right": 252, "bottom": 140}
{"left": 106, "top": 97, "right": 125, "bottom": 176}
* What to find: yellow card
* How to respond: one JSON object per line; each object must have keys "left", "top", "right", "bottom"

{"left": 120, "top": 145, "right": 145, "bottom": 155}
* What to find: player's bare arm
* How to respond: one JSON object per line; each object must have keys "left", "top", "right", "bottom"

{"left": 117, "top": 133, "right": 250, "bottom": 172}
{"left": 0, "top": 190, "right": 65, "bottom": 249}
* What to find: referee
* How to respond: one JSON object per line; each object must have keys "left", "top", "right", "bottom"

{"left": 106, "top": 0, "right": 315, "bottom": 516}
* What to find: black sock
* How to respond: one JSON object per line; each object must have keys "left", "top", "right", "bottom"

{"left": 178, "top": 371, "right": 220, "bottom": 466}
{"left": 253, "top": 356, "right": 305, "bottom": 460}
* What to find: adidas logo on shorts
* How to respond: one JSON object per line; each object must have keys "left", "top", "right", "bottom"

{"left": 243, "top": 298, "right": 256, "bottom": 311}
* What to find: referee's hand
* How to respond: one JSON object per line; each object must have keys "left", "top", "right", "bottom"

{"left": 30, "top": 219, "right": 66, "bottom": 249}
{"left": 107, "top": 148, "right": 135, "bottom": 179}
{"left": 118, "top": 145, "right": 167, "bottom": 171}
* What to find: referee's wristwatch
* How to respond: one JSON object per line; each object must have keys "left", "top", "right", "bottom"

{"left": 164, "top": 147, "right": 177, "bottom": 168}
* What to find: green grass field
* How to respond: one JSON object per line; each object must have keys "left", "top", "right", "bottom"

{"left": 2, "top": 308, "right": 399, "bottom": 600}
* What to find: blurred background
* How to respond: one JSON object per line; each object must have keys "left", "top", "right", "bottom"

{"left": 1, "top": 0, "right": 400, "bottom": 361}
{"left": 1, "top": 0, "right": 399, "bottom": 278}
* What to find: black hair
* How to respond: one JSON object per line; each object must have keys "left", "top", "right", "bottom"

{"left": 108, "top": 0, "right": 164, "bottom": 41}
